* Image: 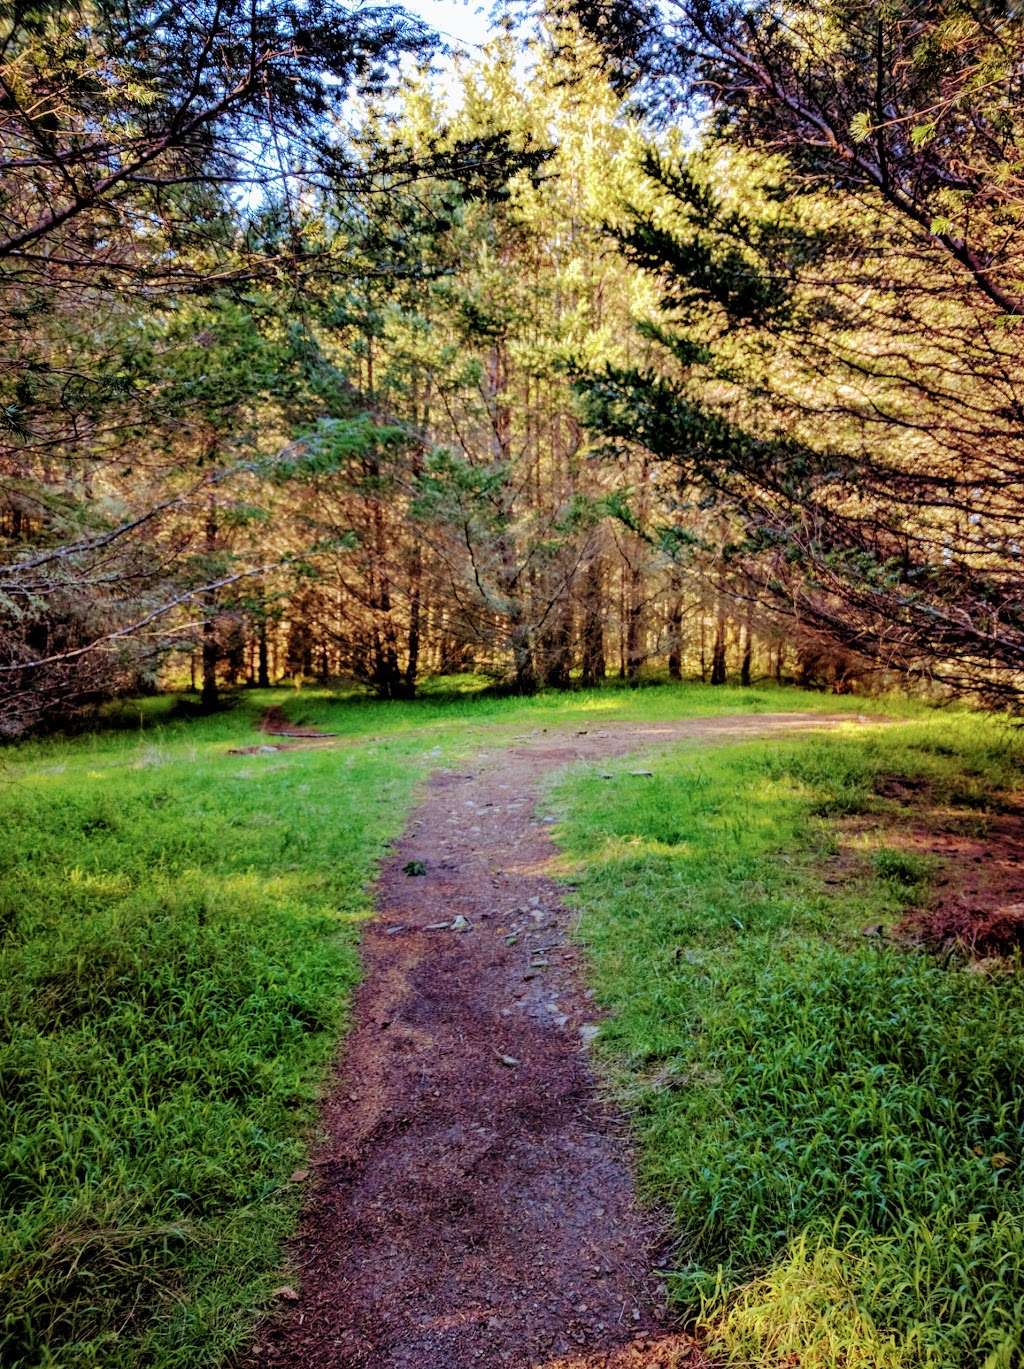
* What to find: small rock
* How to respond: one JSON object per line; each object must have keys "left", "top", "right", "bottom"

{"left": 258, "top": 745, "right": 279, "bottom": 755}
{"left": 580, "top": 1023, "right": 600, "bottom": 1044}
{"left": 273, "top": 1286, "right": 300, "bottom": 1301}
{"left": 861, "top": 923, "right": 886, "bottom": 938}
{"left": 629, "top": 769, "right": 653, "bottom": 778}
{"left": 289, "top": 1168, "right": 309, "bottom": 1183}
{"left": 424, "top": 920, "right": 451, "bottom": 930}
{"left": 495, "top": 1052, "right": 520, "bottom": 1068}
{"left": 450, "top": 915, "right": 471, "bottom": 932}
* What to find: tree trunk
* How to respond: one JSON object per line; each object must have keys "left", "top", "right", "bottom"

{"left": 740, "top": 609, "right": 753, "bottom": 687}
{"left": 667, "top": 576, "right": 684, "bottom": 680}
{"left": 487, "top": 339, "right": 536, "bottom": 693}
{"left": 625, "top": 460, "right": 650, "bottom": 683}
{"left": 710, "top": 608, "right": 727, "bottom": 686}
{"left": 542, "top": 592, "right": 574, "bottom": 689}
{"left": 200, "top": 491, "right": 219, "bottom": 711}
{"left": 257, "top": 616, "right": 271, "bottom": 688}
{"left": 580, "top": 556, "right": 606, "bottom": 687}
{"left": 201, "top": 614, "right": 219, "bottom": 708}
{"left": 625, "top": 562, "right": 644, "bottom": 681}
{"left": 510, "top": 616, "right": 537, "bottom": 693}
{"left": 405, "top": 542, "right": 422, "bottom": 697}
{"left": 618, "top": 562, "right": 626, "bottom": 679}
{"left": 224, "top": 618, "right": 244, "bottom": 685}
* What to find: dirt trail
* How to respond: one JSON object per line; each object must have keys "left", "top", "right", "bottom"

{"left": 261, "top": 705, "right": 338, "bottom": 739}
{"left": 229, "top": 708, "right": 340, "bottom": 755}
{"left": 252, "top": 713, "right": 870, "bottom": 1369}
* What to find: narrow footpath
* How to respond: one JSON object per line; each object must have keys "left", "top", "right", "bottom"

{"left": 253, "top": 714, "right": 864, "bottom": 1369}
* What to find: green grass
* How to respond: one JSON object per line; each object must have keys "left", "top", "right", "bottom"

{"left": 1, "top": 717, "right": 428, "bottom": 1366}
{"left": 1, "top": 678, "right": 883, "bottom": 1367}
{"left": 550, "top": 713, "right": 1024, "bottom": 1368}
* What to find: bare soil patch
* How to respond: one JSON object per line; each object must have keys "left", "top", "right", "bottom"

{"left": 261, "top": 706, "right": 338, "bottom": 739}
{"left": 829, "top": 774, "right": 1024, "bottom": 958}
{"left": 897, "top": 806, "right": 1024, "bottom": 957}
{"left": 250, "top": 713, "right": 865, "bottom": 1369}
{"left": 228, "top": 708, "right": 341, "bottom": 755}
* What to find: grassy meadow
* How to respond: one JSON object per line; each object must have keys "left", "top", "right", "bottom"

{"left": 2, "top": 680, "right": 1022, "bottom": 1367}
{"left": 1, "top": 693, "right": 428, "bottom": 1367}
{"left": 551, "top": 711, "right": 1024, "bottom": 1368}
{"left": 0, "top": 679, "right": 869, "bottom": 1366}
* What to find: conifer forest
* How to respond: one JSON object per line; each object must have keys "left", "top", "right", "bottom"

{"left": 4, "top": 1, "right": 1022, "bottom": 731}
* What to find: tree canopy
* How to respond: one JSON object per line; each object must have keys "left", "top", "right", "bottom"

{"left": 2, "top": 0, "right": 1022, "bottom": 732}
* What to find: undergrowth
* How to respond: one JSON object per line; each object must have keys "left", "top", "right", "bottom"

{"left": 552, "top": 714, "right": 1024, "bottom": 1369}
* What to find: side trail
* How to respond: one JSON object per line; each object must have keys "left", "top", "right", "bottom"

{"left": 252, "top": 713, "right": 866, "bottom": 1369}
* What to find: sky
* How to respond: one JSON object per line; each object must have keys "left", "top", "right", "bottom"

{"left": 398, "top": 1, "right": 497, "bottom": 55}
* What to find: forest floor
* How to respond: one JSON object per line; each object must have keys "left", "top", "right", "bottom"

{"left": 4, "top": 681, "right": 1024, "bottom": 1369}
